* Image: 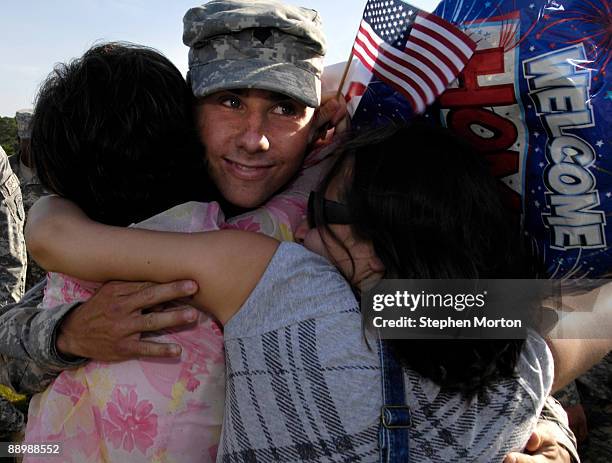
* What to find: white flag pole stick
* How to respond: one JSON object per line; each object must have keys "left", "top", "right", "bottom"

{"left": 336, "top": 50, "right": 355, "bottom": 99}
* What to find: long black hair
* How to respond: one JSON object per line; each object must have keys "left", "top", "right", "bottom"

{"left": 315, "top": 121, "right": 535, "bottom": 396}
{"left": 31, "top": 42, "right": 216, "bottom": 226}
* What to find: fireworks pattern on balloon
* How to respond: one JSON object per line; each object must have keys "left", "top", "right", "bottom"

{"left": 536, "top": 0, "right": 611, "bottom": 74}
{"left": 436, "top": 0, "right": 611, "bottom": 74}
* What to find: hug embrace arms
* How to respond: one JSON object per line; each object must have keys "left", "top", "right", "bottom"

{"left": 25, "top": 123, "right": 603, "bottom": 462}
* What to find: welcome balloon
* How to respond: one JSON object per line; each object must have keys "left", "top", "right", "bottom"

{"left": 429, "top": 0, "right": 611, "bottom": 278}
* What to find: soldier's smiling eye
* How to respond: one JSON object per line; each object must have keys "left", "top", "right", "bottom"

{"left": 220, "top": 95, "right": 242, "bottom": 109}
{"left": 272, "top": 102, "right": 298, "bottom": 116}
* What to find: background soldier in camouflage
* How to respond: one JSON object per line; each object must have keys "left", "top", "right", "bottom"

{"left": 0, "top": 145, "right": 26, "bottom": 306}
{"left": 12, "top": 110, "right": 47, "bottom": 290}
{"left": 0, "top": 144, "right": 27, "bottom": 439}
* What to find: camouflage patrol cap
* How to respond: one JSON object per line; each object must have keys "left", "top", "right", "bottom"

{"left": 183, "top": 0, "right": 326, "bottom": 107}
{"left": 15, "top": 109, "right": 33, "bottom": 139}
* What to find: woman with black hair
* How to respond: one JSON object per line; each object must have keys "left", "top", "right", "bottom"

{"left": 26, "top": 123, "right": 607, "bottom": 461}
{"left": 25, "top": 41, "right": 335, "bottom": 463}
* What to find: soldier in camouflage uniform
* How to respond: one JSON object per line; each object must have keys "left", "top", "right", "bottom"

{"left": 0, "top": 144, "right": 27, "bottom": 439}
{"left": 556, "top": 354, "right": 612, "bottom": 462}
{"left": 12, "top": 109, "right": 47, "bottom": 291}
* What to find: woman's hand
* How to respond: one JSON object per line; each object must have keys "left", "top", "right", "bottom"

{"left": 311, "top": 92, "right": 349, "bottom": 145}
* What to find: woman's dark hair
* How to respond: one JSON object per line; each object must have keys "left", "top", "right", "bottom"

{"left": 315, "top": 120, "right": 536, "bottom": 396}
{"left": 31, "top": 42, "right": 215, "bottom": 226}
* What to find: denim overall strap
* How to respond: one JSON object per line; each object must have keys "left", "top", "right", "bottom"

{"left": 378, "top": 339, "right": 411, "bottom": 462}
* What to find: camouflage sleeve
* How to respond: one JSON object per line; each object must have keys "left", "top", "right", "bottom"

{"left": 0, "top": 396, "right": 24, "bottom": 436}
{"left": 554, "top": 381, "right": 582, "bottom": 408}
{"left": 0, "top": 281, "right": 87, "bottom": 394}
{"left": 0, "top": 148, "right": 27, "bottom": 307}
{"left": 539, "top": 395, "right": 581, "bottom": 463}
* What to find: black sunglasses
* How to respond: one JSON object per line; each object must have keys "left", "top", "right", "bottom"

{"left": 307, "top": 191, "right": 352, "bottom": 228}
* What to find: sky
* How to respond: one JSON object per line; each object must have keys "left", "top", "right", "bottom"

{"left": 0, "top": 0, "right": 439, "bottom": 116}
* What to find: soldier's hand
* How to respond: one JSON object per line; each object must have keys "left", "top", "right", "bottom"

{"left": 56, "top": 280, "right": 199, "bottom": 361}
{"left": 312, "top": 93, "right": 349, "bottom": 144}
{"left": 503, "top": 421, "right": 571, "bottom": 463}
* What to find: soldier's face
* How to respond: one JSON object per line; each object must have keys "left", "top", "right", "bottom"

{"left": 195, "top": 89, "right": 316, "bottom": 209}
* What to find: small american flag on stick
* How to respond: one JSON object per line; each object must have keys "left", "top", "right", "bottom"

{"left": 344, "top": 0, "right": 476, "bottom": 122}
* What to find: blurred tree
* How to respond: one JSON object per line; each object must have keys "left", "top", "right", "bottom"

{"left": 0, "top": 117, "right": 18, "bottom": 157}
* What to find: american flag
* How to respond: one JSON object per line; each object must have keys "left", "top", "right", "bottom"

{"left": 346, "top": 0, "right": 476, "bottom": 125}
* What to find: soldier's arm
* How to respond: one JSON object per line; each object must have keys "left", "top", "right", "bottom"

{"left": 0, "top": 280, "right": 86, "bottom": 394}
{"left": 1, "top": 277, "right": 203, "bottom": 397}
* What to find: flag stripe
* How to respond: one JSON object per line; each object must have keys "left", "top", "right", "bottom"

{"left": 410, "top": 28, "right": 464, "bottom": 73}
{"left": 402, "top": 47, "right": 448, "bottom": 91}
{"left": 355, "top": 34, "right": 431, "bottom": 106}
{"left": 359, "top": 21, "right": 409, "bottom": 68}
{"left": 356, "top": 22, "right": 430, "bottom": 106}
{"left": 359, "top": 21, "right": 445, "bottom": 95}
{"left": 353, "top": 41, "right": 425, "bottom": 112}
{"left": 407, "top": 35, "right": 459, "bottom": 80}
{"left": 403, "top": 39, "right": 455, "bottom": 82}
{"left": 416, "top": 13, "right": 476, "bottom": 58}
{"left": 357, "top": 26, "right": 437, "bottom": 102}
{"left": 353, "top": 43, "right": 420, "bottom": 110}
{"left": 413, "top": 21, "right": 471, "bottom": 67}
{"left": 353, "top": 42, "right": 424, "bottom": 109}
